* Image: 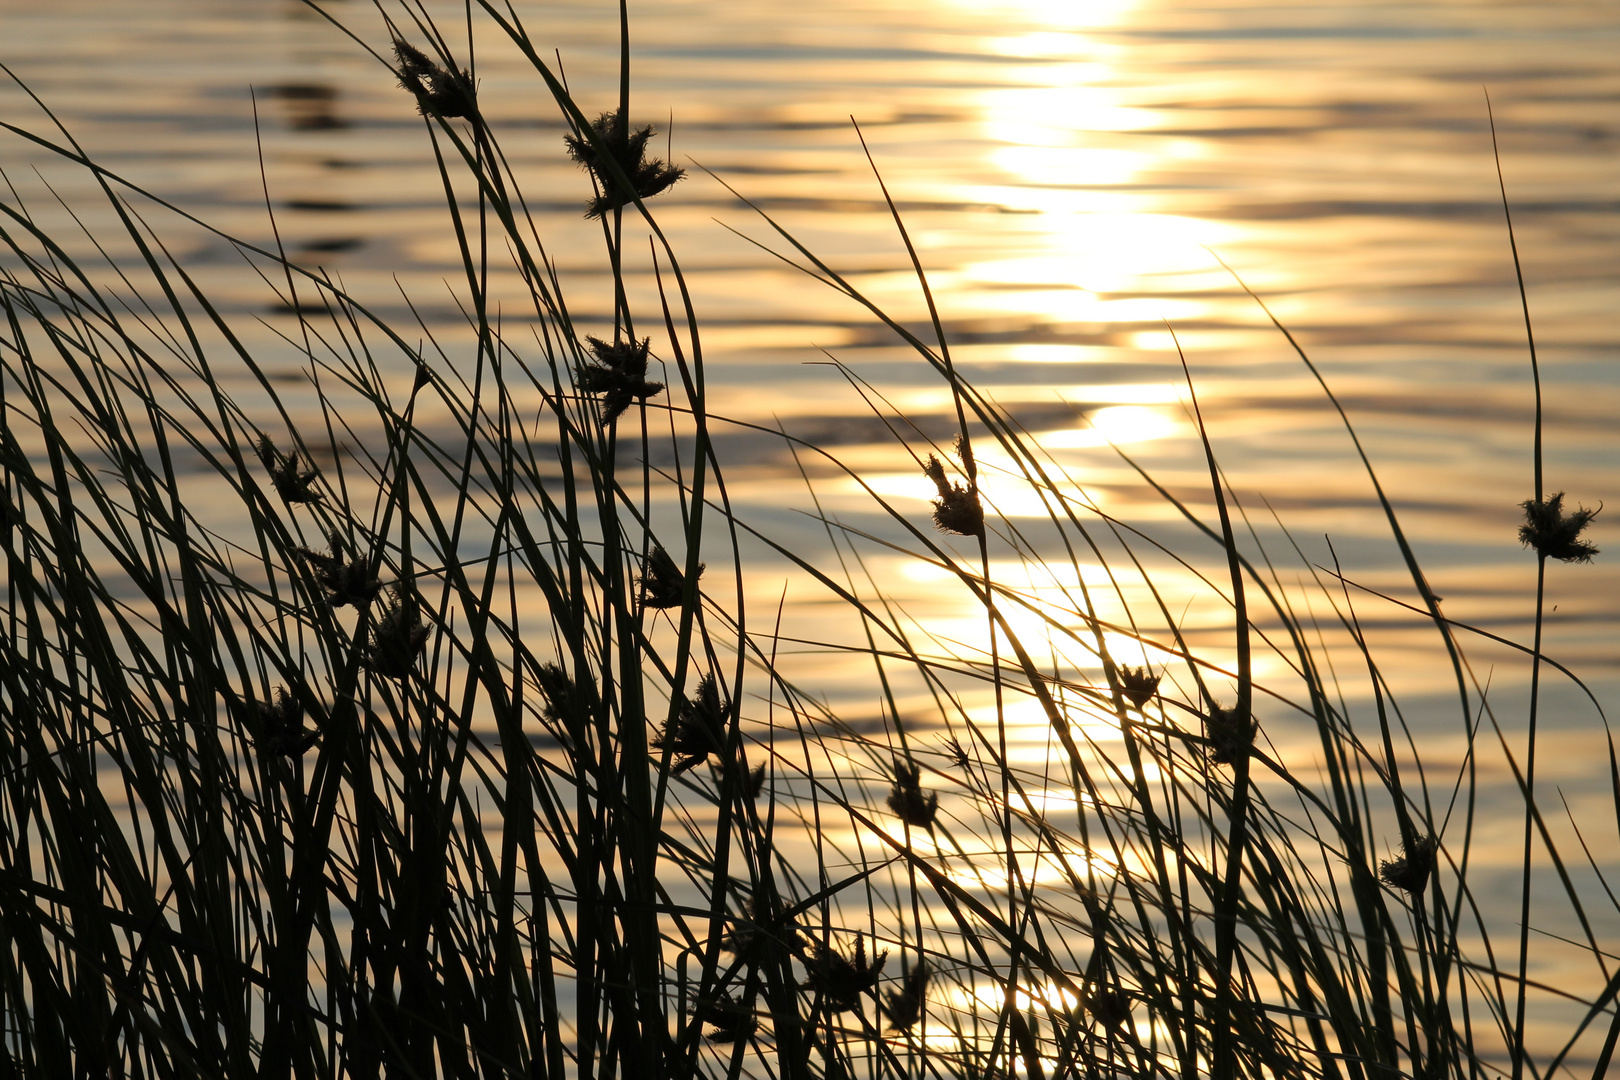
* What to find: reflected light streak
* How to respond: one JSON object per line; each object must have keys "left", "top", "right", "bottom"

{"left": 969, "top": 695, "right": 1120, "bottom": 740}
{"left": 966, "top": 215, "right": 1232, "bottom": 294}
{"left": 1038, "top": 404, "right": 1178, "bottom": 448}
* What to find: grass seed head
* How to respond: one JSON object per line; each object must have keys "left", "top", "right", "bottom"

{"left": 923, "top": 454, "right": 983, "bottom": 537}
{"left": 883, "top": 959, "right": 930, "bottom": 1032}
{"left": 1116, "top": 664, "right": 1161, "bottom": 710}
{"left": 564, "top": 108, "right": 685, "bottom": 218}
{"left": 701, "top": 996, "right": 758, "bottom": 1044}
{"left": 252, "top": 687, "right": 319, "bottom": 758}
{"left": 393, "top": 39, "right": 476, "bottom": 119}
{"left": 1083, "top": 986, "right": 1133, "bottom": 1032}
{"left": 255, "top": 434, "right": 322, "bottom": 505}
{"left": 1379, "top": 834, "right": 1438, "bottom": 896}
{"left": 654, "top": 674, "right": 728, "bottom": 774}
{"left": 724, "top": 893, "right": 797, "bottom": 956}
{"left": 1205, "top": 703, "right": 1256, "bottom": 766}
{"left": 537, "top": 663, "right": 596, "bottom": 733}
{"left": 887, "top": 757, "right": 939, "bottom": 829}
{"left": 296, "top": 531, "right": 381, "bottom": 609}
{"left": 578, "top": 336, "right": 665, "bottom": 421}
{"left": 366, "top": 586, "right": 429, "bottom": 679}
{"left": 1519, "top": 492, "right": 1599, "bottom": 563}
{"left": 801, "top": 933, "right": 887, "bottom": 1013}
{"left": 639, "top": 544, "right": 698, "bottom": 609}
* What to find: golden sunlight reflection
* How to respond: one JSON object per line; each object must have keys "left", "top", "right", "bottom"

{"left": 964, "top": 215, "right": 1231, "bottom": 294}
{"left": 1037, "top": 404, "right": 1178, "bottom": 448}
{"left": 955, "top": 978, "right": 1078, "bottom": 1014}
{"left": 899, "top": 558, "right": 1127, "bottom": 589}
{"left": 969, "top": 695, "right": 1119, "bottom": 740}
{"left": 944, "top": 849, "right": 1116, "bottom": 892}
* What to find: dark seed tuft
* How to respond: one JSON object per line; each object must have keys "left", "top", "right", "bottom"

{"left": 887, "top": 758, "right": 939, "bottom": 830}
{"left": 1116, "top": 664, "right": 1160, "bottom": 710}
{"left": 639, "top": 544, "right": 699, "bottom": 609}
{"left": 256, "top": 434, "right": 322, "bottom": 505}
{"left": 701, "top": 996, "right": 757, "bottom": 1044}
{"left": 251, "top": 687, "right": 319, "bottom": 758}
{"left": 1205, "top": 703, "right": 1256, "bottom": 767}
{"left": 800, "top": 933, "right": 886, "bottom": 1013}
{"left": 577, "top": 336, "right": 665, "bottom": 422}
{"left": 536, "top": 663, "right": 597, "bottom": 745}
{"left": 365, "top": 586, "right": 429, "bottom": 679}
{"left": 923, "top": 454, "right": 983, "bottom": 537}
{"left": 1084, "top": 986, "right": 1133, "bottom": 1032}
{"left": 563, "top": 108, "right": 684, "bottom": 218}
{"left": 723, "top": 893, "right": 797, "bottom": 957}
{"left": 1379, "top": 834, "right": 1438, "bottom": 896}
{"left": 1519, "top": 492, "right": 1599, "bottom": 563}
{"left": 883, "top": 959, "right": 930, "bottom": 1032}
{"left": 296, "top": 531, "right": 382, "bottom": 609}
{"left": 653, "top": 675, "right": 728, "bottom": 774}
{"left": 393, "top": 39, "right": 476, "bottom": 119}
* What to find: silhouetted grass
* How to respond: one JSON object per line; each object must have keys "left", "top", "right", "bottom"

{"left": 0, "top": 3, "right": 1614, "bottom": 1079}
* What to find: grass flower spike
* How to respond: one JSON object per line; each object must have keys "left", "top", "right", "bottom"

{"left": 251, "top": 687, "right": 319, "bottom": 758}
{"left": 886, "top": 758, "right": 938, "bottom": 829}
{"left": 883, "top": 959, "right": 929, "bottom": 1031}
{"left": 1117, "top": 664, "right": 1161, "bottom": 710}
{"left": 1084, "top": 986, "right": 1133, "bottom": 1032}
{"left": 1519, "top": 491, "right": 1599, "bottom": 562}
{"left": 1379, "top": 834, "right": 1438, "bottom": 897}
{"left": 579, "top": 335, "right": 665, "bottom": 422}
{"left": 366, "top": 586, "right": 429, "bottom": 679}
{"left": 564, "top": 108, "right": 684, "bottom": 218}
{"left": 654, "top": 674, "right": 728, "bottom": 774}
{"left": 638, "top": 544, "right": 698, "bottom": 609}
{"left": 255, "top": 434, "right": 321, "bottom": 505}
{"left": 1205, "top": 702, "right": 1256, "bottom": 766}
{"left": 800, "top": 934, "right": 887, "bottom": 1013}
{"left": 923, "top": 453, "right": 983, "bottom": 537}
{"left": 393, "top": 39, "right": 476, "bottom": 119}
{"left": 296, "top": 531, "right": 382, "bottom": 609}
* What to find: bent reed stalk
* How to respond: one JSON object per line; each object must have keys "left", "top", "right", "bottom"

{"left": 0, "top": 3, "right": 1614, "bottom": 1079}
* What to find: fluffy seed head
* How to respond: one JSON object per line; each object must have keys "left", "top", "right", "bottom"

{"left": 1379, "top": 834, "right": 1438, "bottom": 896}
{"left": 256, "top": 434, "right": 322, "bottom": 505}
{"left": 366, "top": 586, "right": 429, "bottom": 679}
{"left": 887, "top": 758, "right": 939, "bottom": 829}
{"left": 1205, "top": 703, "right": 1256, "bottom": 766}
{"left": 393, "top": 40, "right": 476, "bottom": 119}
{"left": 923, "top": 454, "right": 983, "bottom": 537}
{"left": 252, "top": 687, "right": 319, "bottom": 758}
{"left": 564, "top": 109, "right": 684, "bottom": 218}
{"left": 1116, "top": 664, "right": 1160, "bottom": 710}
{"left": 883, "top": 959, "right": 930, "bottom": 1032}
{"left": 1519, "top": 492, "right": 1599, "bottom": 563}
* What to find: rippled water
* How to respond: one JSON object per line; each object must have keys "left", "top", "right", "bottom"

{"left": 4, "top": 0, "right": 1619, "bottom": 1050}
